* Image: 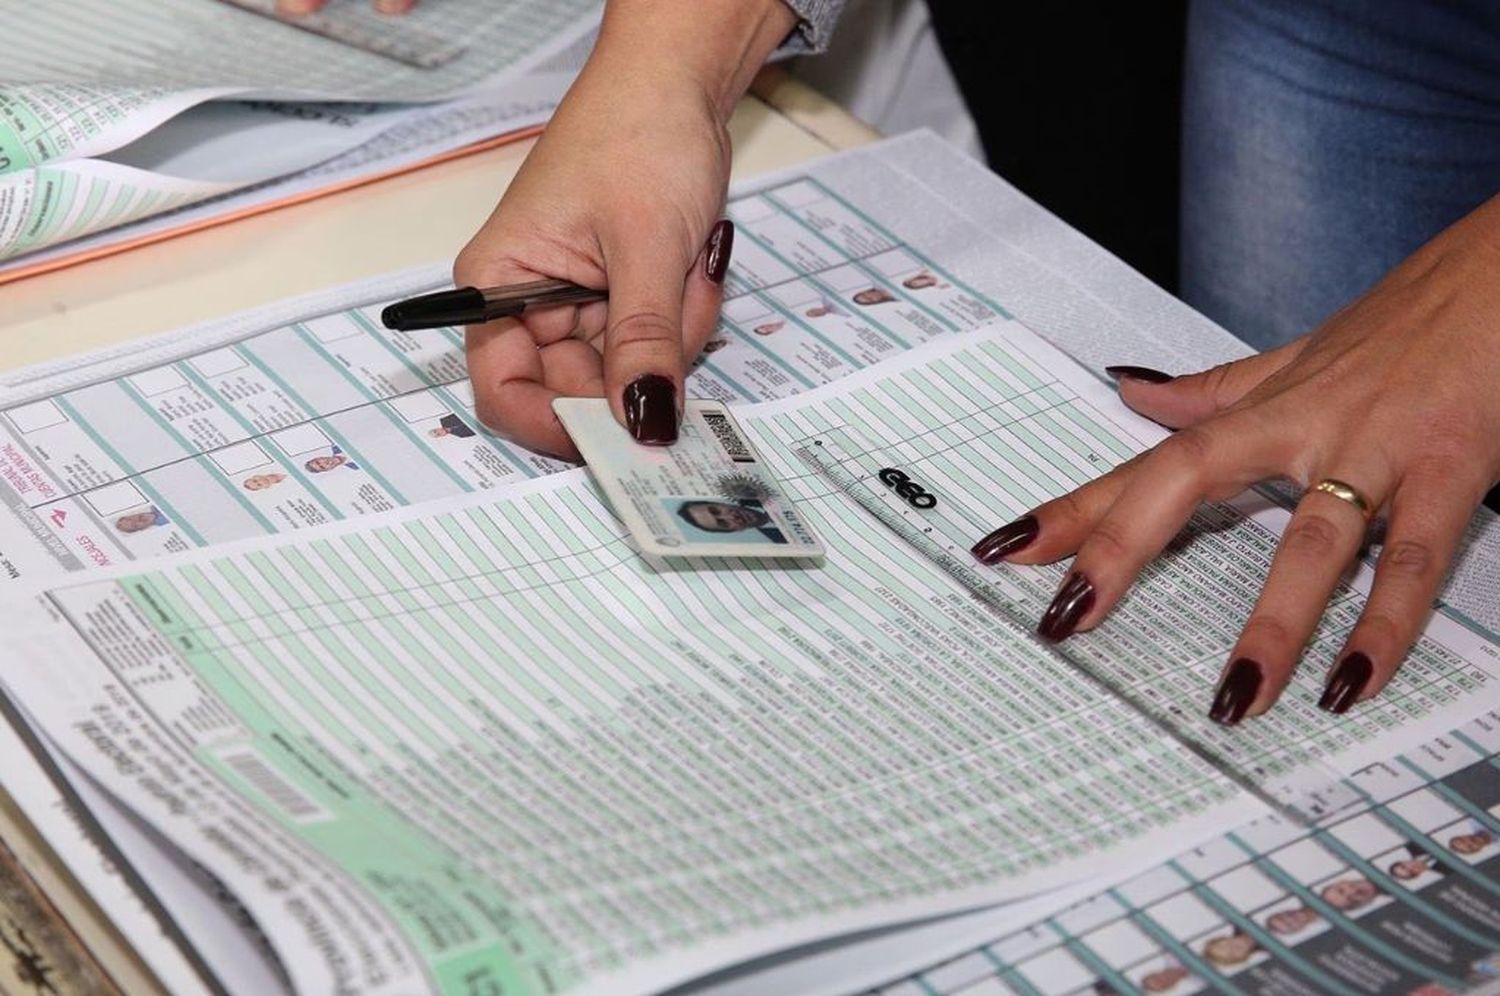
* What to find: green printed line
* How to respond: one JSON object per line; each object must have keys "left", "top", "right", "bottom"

{"left": 1048, "top": 924, "right": 1138, "bottom": 996}
{"left": 51, "top": 395, "right": 208, "bottom": 547}
{"left": 1226, "top": 832, "right": 1466, "bottom": 988}
{"left": 34, "top": 170, "right": 79, "bottom": 246}
{"left": 175, "top": 363, "right": 344, "bottom": 521}
{"left": 429, "top": 383, "right": 537, "bottom": 480}
{"left": 286, "top": 321, "right": 466, "bottom": 494}
{"left": 115, "top": 379, "right": 279, "bottom": 534}
{"left": 694, "top": 347, "right": 760, "bottom": 401}
{"left": 429, "top": 513, "right": 588, "bottom": 711}
{"left": 763, "top": 188, "right": 958, "bottom": 333}
{"left": 456, "top": 506, "right": 614, "bottom": 710}
{"left": 1109, "top": 889, "right": 1249, "bottom": 996}
{"left": 1054, "top": 397, "right": 1138, "bottom": 463}
{"left": 977, "top": 340, "right": 1048, "bottom": 391}
{"left": 1175, "top": 864, "right": 1357, "bottom": 996}
{"left": 721, "top": 315, "right": 817, "bottom": 389}
{"left": 1314, "top": 817, "right": 1500, "bottom": 953}
{"left": 976, "top": 948, "right": 1045, "bottom": 996}
{"left": 1450, "top": 729, "right": 1497, "bottom": 760}
{"left": 1385, "top": 758, "right": 1500, "bottom": 905}
{"left": 797, "top": 176, "right": 1012, "bottom": 317}
{"left": 241, "top": 337, "right": 409, "bottom": 505}
{"left": 340, "top": 533, "right": 505, "bottom": 736}
{"left": 371, "top": 526, "right": 539, "bottom": 723}
{"left": 755, "top": 290, "right": 864, "bottom": 368}
{"left": 734, "top": 221, "right": 912, "bottom": 351}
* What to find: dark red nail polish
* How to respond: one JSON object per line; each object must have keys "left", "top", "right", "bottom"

{"left": 1209, "top": 658, "right": 1262, "bottom": 726}
{"left": 1319, "top": 652, "right": 1372, "bottom": 714}
{"left": 703, "top": 220, "right": 734, "bottom": 285}
{"left": 1038, "top": 572, "right": 1094, "bottom": 642}
{"left": 1105, "top": 365, "right": 1174, "bottom": 384}
{"left": 623, "top": 374, "right": 677, "bottom": 445}
{"left": 972, "top": 515, "right": 1039, "bottom": 564}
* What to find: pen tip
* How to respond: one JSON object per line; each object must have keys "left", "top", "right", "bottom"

{"left": 380, "top": 303, "right": 407, "bottom": 330}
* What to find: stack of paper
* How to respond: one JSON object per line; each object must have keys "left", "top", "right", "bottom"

{"left": 2, "top": 132, "right": 1498, "bottom": 995}
{"left": 0, "top": 0, "right": 601, "bottom": 276}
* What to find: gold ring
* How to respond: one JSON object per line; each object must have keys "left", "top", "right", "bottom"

{"left": 1311, "top": 478, "right": 1372, "bottom": 518}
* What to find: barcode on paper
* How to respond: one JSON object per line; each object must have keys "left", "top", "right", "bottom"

{"left": 218, "top": 748, "right": 330, "bottom": 823}
{"left": 701, "top": 410, "right": 754, "bottom": 463}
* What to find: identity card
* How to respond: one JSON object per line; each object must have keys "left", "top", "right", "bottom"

{"left": 553, "top": 398, "right": 824, "bottom": 560}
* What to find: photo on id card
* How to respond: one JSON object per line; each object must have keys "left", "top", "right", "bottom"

{"left": 553, "top": 398, "right": 823, "bottom": 559}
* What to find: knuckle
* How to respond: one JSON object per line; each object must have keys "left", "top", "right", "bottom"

{"left": 1413, "top": 413, "right": 1479, "bottom": 461}
{"left": 471, "top": 393, "right": 505, "bottom": 433}
{"left": 452, "top": 243, "right": 488, "bottom": 287}
{"left": 1380, "top": 539, "right": 1437, "bottom": 582}
{"left": 1240, "top": 614, "right": 1295, "bottom": 649}
{"left": 608, "top": 309, "right": 680, "bottom": 348}
{"left": 1157, "top": 427, "right": 1218, "bottom": 476}
{"left": 1196, "top": 361, "right": 1237, "bottom": 407}
{"left": 1355, "top": 610, "right": 1404, "bottom": 649}
{"left": 1049, "top": 490, "right": 1095, "bottom": 533}
{"left": 1282, "top": 513, "right": 1344, "bottom": 558}
{"left": 1083, "top": 517, "right": 1132, "bottom": 561}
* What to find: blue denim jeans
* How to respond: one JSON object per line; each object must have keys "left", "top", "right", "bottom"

{"left": 1181, "top": 0, "right": 1500, "bottom": 351}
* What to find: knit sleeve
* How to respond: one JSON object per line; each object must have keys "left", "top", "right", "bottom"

{"left": 776, "top": 0, "right": 846, "bottom": 54}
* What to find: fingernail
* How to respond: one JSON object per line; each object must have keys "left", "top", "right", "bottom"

{"left": 972, "top": 515, "right": 1039, "bottom": 564}
{"left": 703, "top": 220, "right": 734, "bottom": 285}
{"left": 1318, "top": 652, "right": 1372, "bottom": 714}
{"left": 1038, "top": 572, "right": 1094, "bottom": 642}
{"left": 276, "top": 0, "right": 317, "bottom": 13}
{"left": 1105, "top": 365, "right": 1174, "bottom": 384}
{"left": 374, "top": 0, "right": 412, "bottom": 11}
{"left": 623, "top": 374, "right": 677, "bottom": 445}
{"left": 1209, "top": 658, "right": 1262, "bottom": 726}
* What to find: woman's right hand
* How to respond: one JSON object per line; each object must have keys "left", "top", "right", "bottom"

{"left": 454, "top": 1, "right": 796, "bottom": 459}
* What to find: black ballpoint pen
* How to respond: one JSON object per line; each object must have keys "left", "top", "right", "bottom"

{"left": 381, "top": 279, "right": 608, "bottom": 331}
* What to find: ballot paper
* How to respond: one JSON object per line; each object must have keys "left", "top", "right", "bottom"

{"left": 555, "top": 398, "right": 824, "bottom": 560}
{"left": 4, "top": 322, "right": 1500, "bottom": 996}
{"left": 0, "top": 3, "right": 594, "bottom": 179}
{"left": 2, "top": 132, "right": 1494, "bottom": 626}
{"left": 1, "top": 0, "right": 598, "bottom": 101}
{"left": 0, "top": 31, "right": 593, "bottom": 272}
{"left": 1, "top": 131, "right": 1498, "bottom": 993}
{"left": 876, "top": 707, "right": 1500, "bottom": 996}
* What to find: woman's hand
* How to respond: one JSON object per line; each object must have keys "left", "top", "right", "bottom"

{"left": 972, "top": 192, "right": 1500, "bottom": 724}
{"left": 453, "top": 1, "right": 795, "bottom": 459}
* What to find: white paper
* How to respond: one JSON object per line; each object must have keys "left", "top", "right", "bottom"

{"left": 2, "top": 132, "right": 1496, "bottom": 994}
{"left": 1, "top": 0, "right": 599, "bottom": 101}
{"left": 4, "top": 323, "right": 1500, "bottom": 995}
{"left": 886, "top": 707, "right": 1500, "bottom": 995}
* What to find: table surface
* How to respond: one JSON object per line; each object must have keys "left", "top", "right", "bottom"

{"left": 0, "top": 72, "right": 876, "bottom": 996}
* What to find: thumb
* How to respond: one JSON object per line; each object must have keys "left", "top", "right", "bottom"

{"left": 1106, "top": 337, "right": 1306, "bottom": 428}
{"left": 600, "top": 224, "right": 695, "bottom": 445}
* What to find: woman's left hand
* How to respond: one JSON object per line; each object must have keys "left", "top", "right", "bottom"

{"left": 971, "top": 192, "right": 1500, "bottom": 725}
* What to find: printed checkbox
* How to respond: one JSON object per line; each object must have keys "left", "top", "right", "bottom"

{"left": 768, "top": 180, "right": 822, "bottom": 208}
{"left": 128, "top": 366, "right": 189, "bottom": 397}
{"left": 446, "top": 381, "right": 475, "bottom": 407}
{"left": 270, "top": 423, "right": 333, "bottom": 457}
{"left": 6, "top": 399, "right": 68, "bottom": 434}
{"left": 387, "top": 391, "right": 449, "bottom": 424}
{"left": 190, "top": 349, "right": 247, "bottom": 379}
{"left": 211, "top": 441, "right": 273, "bottom": 476}
{"left": 84, "top": 480, "right": 148, "bottom": 518}
{"left": 303, "top": 316, "right": 363, "bottom": 344}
